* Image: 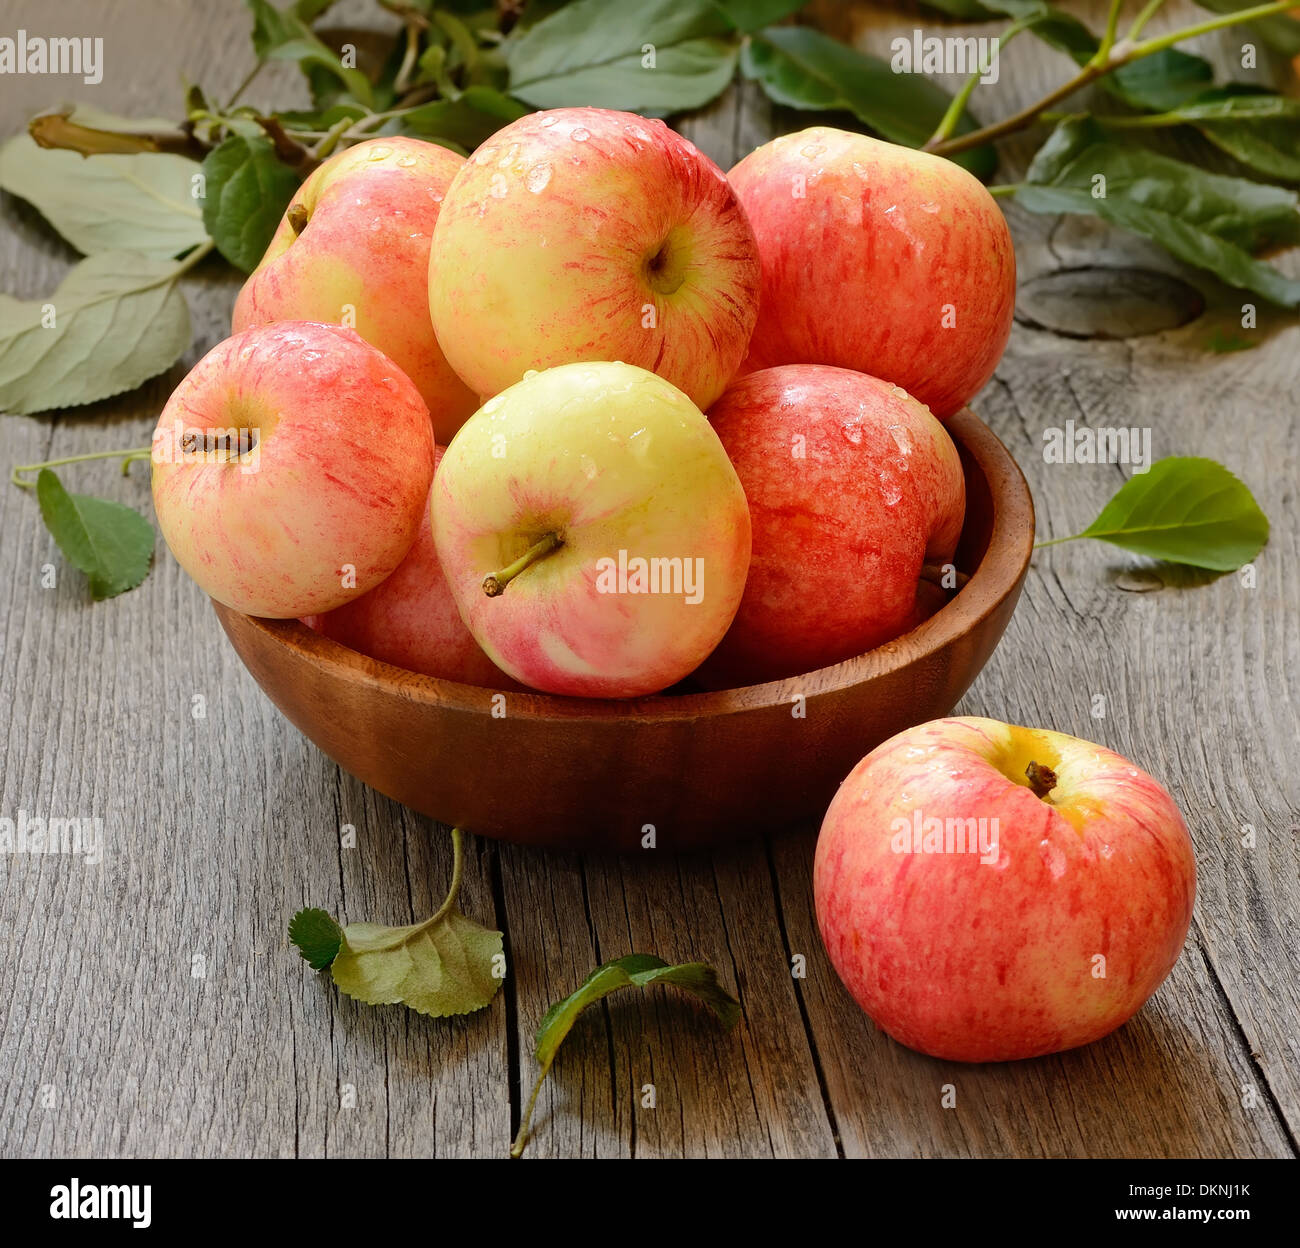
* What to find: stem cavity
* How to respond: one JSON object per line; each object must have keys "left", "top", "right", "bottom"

{"left": 483, "top": 532, "right": 562, "bottom": 597}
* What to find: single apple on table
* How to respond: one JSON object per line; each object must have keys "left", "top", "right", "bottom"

{"left": 152, "top": 321, "right": 434, "bottom": 619}
{"left": 432, "top": 361, "right": 752, "bottom": 698}
{"left": 232, "top": 136, "right": 478, "bottom": 445}
{"left": 695, "top": 365, "right": 965, "bottom": 689}
{"left": 303, "top": 451, "right": 519, "bottom": 690}
{"left": 428, "top": 107, "right": 760, "bottom": 411}
{"left": 728, "top": 127, "right": 1016, "bottom": 419}
{"left": 814, "top": 717, "right": 1197, "bottom": 1062}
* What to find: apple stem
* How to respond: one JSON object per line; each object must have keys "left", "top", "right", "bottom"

{"left": 920, "top": 562, "right": 970, "bottom": 592}
{"left": 1025, "top": 761, "right": 1058, "bottom": 800}
{"left": 287, "top": 203, "right": 309, "bottom": 235}
{"left": 483, "top": 532, "right": 562, "bottom": 597}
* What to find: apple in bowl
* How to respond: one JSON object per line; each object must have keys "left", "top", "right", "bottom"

{"left": 151, "top": 321, "right": 434, "bottom": 620}
{"left": 729, "top": 127, "right": 1016, "bottom": 419}
{"left": 232, "top": 136, "right": 478, "bottom": 444}
{"left": 428, "top": 107, "right": 760, "bottom": 411}
{"left": 814, "top": 717, "right": 1196, "bottom": 1061}
{"left": 696, "top": 365, "right": 966, "bottom": 688}
{"left": 432, "top": 361, "right": 751, "bottom": 698}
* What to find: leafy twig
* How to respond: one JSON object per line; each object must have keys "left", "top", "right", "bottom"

{"left": 928, "top": 0, "right": 1300, "bottom": 158}
{"left": 12, "top": 447, "right": 152, "bottom": 490}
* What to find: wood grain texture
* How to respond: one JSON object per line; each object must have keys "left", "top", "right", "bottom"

{"left": 1, "top": 0, "right": 1297, "bottom": 1159}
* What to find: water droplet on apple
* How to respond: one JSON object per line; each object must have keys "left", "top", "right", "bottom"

{"left": 490, "top": 179, "right": 509, "bottom": 199}
{"left": 499, "top": 143, "right": 521, "bottom": 167}
{"left": 525, "top": 163, "right": 553, "bottom": 193}
{"left": 889, "top": 385, "right": 909, "bottom": 399}
{"left": 395, "top": 154, "right": 417, "bottom": 168}
{"left": 366, "top": 145, "right": 391, "bottom": 161}
{"left": 571, "top": 127, "right": 590, "bottom": 142}
{"left": 1039, "top": 838, "right": 1068, "bottom": 878}
{"left": 482, "top": 396, "right": 503, "bottom": 414}
{"left": 523, "top": 370, "right": 539, "bottom": 380}
{"left": 476, "top": 146, "right": 498, "bottom": 164}
{"left": 921, "top": 202, "right": 940, "bottom": 213}
{"left": 800, "top": 142, "right": 825, "bottom": 158}
{"left": 851, "top": 161, "right": 869, "bottom": 180}
{"left": 626, "top": 124, "right": 651, "bottom": 142}
{"left": 889, "top": 423, "right": 914, "bottom": 455}
{"left": 539, "top": 115, "right": 558, "bottom": 128}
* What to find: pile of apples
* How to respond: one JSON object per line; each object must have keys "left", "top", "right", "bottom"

{"left": 152, "top": 107, "right": 1196, "bottom": 1064}
{"left": 152, "top": 107, "right": 1015, "bottom": 697}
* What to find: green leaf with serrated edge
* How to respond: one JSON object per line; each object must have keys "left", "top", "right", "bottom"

{"left": 506, "top": 0, "right": 738, "bottom": 112}
{"left": 396, "top": 87, "right": 528, "bottom": 150}
{"left": 288, "top": 907, "right": 343, "bottom": 970}
{"left": 740, "top": 26, "right": 996, "bottom": 178}
{"left": 331, "top": 909, "right": 503, "bottom": 1017}
{"left": 710, "top": 0, "right": 809, "bottom": 32}
{"left": 1017, "top": 120, "right": 1300, "bottom": 307}
{"left": 200, "top": 135, "right": 301, "bottom": 273}
{"left": 511, "top": 953, "right": 739, "bottom": 1156}
{"left": 1055, "top": 457, "right": 1269, "bottom": 571}
{"left": 36, "top": 469, "right": 154, "bottom": 600}
{"left": 0, "top": 251, "right": 193, "bottom": 415}
{"left": 0, "top": 134, "right": 207, "bottom": 260}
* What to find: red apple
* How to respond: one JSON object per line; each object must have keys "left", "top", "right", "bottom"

{"left": 303, "top": 452, "right": 518, "bottom": 690}
{"left": 232, "top": 136, "right": 478, "bottom": 444}
{"left": 151, "top": 321, "right": 434, "bottom": 619}
{"left": 695, "top": 365, "right": 965, "bottom": 688}
{"left": 814, "top": 717, "right": 1197, "bottom": 1062}
{"left": 728, "top": 127, "right": 1016, "bottom": 419}
{"left": 428, "top": 107, "right": 760, "bottom": 411}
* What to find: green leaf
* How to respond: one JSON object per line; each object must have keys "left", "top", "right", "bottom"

{"left": 200, "top": 135, "right": 301, "bottom": 273}
{"left": 710, "top": 0, "right": 808, "bottom": 31}
{"left": 0, "top": 251, "right": 194, "bottom": 415}
{"left": 0, "top": 134, "right": 207, "bottom": 260}
{"left": 1160, "top": 91, "right": 1300, "bottom": 183}
{"left": 288, "top": 907, "right": 343, "bottom": 970}
{"left": 741, "top": 25, "right": 995, "bottom": 177}
{"left": 1107, "top": 49, "right": 1216, "bottom": 111}
{"left": 331, "top": 909, "right": 504, "bottom": 1018}
{"left": 1059, "top": 457, "right": 1269, "bottom": 571}
{"left": 1192, "top": 0, "right": 1300, "bottom": 54}
{"left": 296, "top": 830, "right": 503, "bottom": 1019}
{"left": 244, "top": 0, "right": 374, "bottom": 106}
{"left": 506, "top": 0, "right": 738, "bottom": 112}
{"left": 396, "top": 86, "right": 528, "bottom": 150}
{"left": 1017, "top": 119, "right": 1300, "bottom": 307}
{"left": 35, "top": 469, "right": 154, "bottom": 600}
{"left": 511, "top": 953, "right": 740, "bottom": 1157}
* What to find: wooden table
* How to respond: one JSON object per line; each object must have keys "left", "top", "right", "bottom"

{"left": 2, "top": 1, "right": 1297, "bottom": 1159}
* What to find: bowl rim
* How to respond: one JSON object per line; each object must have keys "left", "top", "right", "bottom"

{"left": 215, "top": 406, "right": 1034, "bottom": 723}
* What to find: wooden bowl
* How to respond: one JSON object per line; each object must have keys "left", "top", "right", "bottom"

{"left": 214, "top": 407, "right": 1033, "bottom": 852}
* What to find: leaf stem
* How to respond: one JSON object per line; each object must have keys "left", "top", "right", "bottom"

{"left": 511, "top": 1060, "right": 553, "bottom": 1159}
{"left": 929, "top": 0, "right": 1300, "bottom": 158}
{"left": 1032, "top": 534, "right": 1083, "bottom": 549}
{"left": 1094, "top": 0, "right": 1125, "bottom": 63}
{"left": 226, "top": 59, "right": 265, "bottom": 111}
{"left": 429, "top": 827, "right": 467, "bottom": 925}
{"left": 12, "top": 447, "right": 153, "bottom": 490}
{"left": 1125, "top": 0, "right": 1168, "bottom": 42}
{"left": 926, "top": 16, "right": 1037, "bottom": 148}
